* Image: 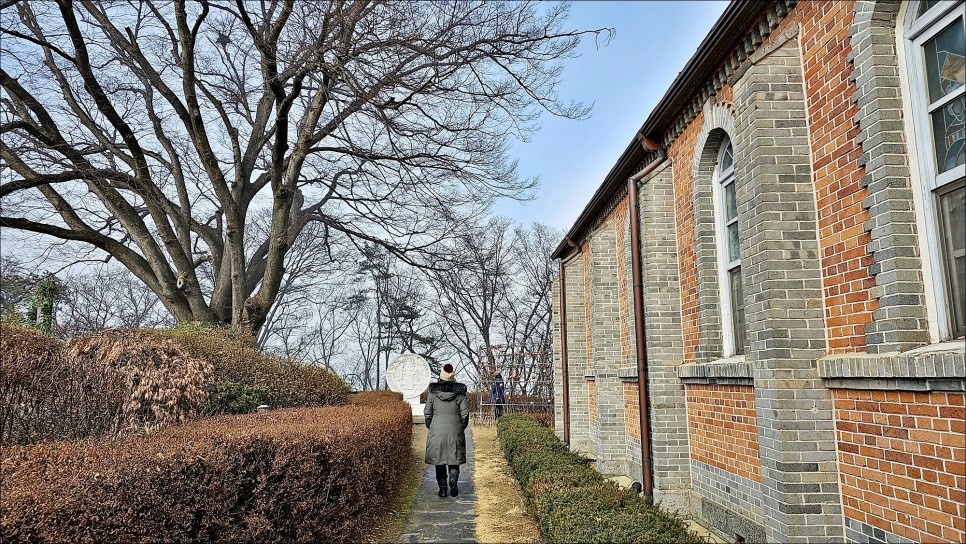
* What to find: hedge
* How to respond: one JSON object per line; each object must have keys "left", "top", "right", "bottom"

{"left": 1, "top": 325, "right": 210, "bottom": 446}
{"left": 497, "top": 415, "right": 704, "bottom": 544}
{"left": 1, "top": 392, "right": 412, "bottom": 543}
{"left": 140, "top": 324, "right": 351, "bottom": 411}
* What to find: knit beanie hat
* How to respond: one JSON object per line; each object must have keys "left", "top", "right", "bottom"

{"left": 440, "top": 363, "right": 455, "bottom": 381}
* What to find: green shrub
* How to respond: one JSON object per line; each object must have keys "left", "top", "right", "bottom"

{"left": 497, "top": 414, "right": 703, "bottom": 544}
{"left": 1, "top": 398, "right": 413, "bottom": 543}
{"left": 204, "top": 381, "right": 270, "bottom": 414}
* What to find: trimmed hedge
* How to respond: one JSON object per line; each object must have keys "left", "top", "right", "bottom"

{"left": 138, "top": 324, "right": 351, "bottom": 410}
{"left": 497, "top": 415, "right": 704, "bottom": 544}
{"left": 1, "top": 393, "right": 413, "bottom": 543}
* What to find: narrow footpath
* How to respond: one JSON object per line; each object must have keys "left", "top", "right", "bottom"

{"left": 398, "top": 426, "right": 477, "bottom": 543}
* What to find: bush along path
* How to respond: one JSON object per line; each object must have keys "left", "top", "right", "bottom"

{"left": 398, "top": 426, "right": 477, "bottom": 543}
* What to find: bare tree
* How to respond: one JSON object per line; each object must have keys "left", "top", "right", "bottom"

{"left": 496, "top": 223, "right": 561, "bottom": 396}
{"left": 430, "top": 216, "right": 515, "bottom": 388}
{"left": 1, "top": 0, "right": 610, "bottom": 333}
{"left": 56, "top": 266, "right": 174, "bottom": 336}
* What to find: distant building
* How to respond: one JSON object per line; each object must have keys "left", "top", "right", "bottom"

{"left": 551, "top": 1, "right": 964, "bottom": 542}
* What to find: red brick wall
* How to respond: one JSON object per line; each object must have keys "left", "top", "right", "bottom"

{"left": 834, "top": 390, "right": 966, "bottom": 543}
{"left": 612, "top": 199, "right": 632, "bottom": 370}
{"left": 799, "top": 0, "right": 876, "bottom": 353}
{"left": 668, "top": 111, "right": 705, "bottom": 364}
{"left": 686, "top": 384, "right": 762, "bottom": 482}
{"left": 624, "top": 382, "right": 640, "bottom": 440}
{"left": 582, "top": 241, "right": 591, "bottom": 371}
{"left": 588, "top": 380, "right": 597, "bottom": 424}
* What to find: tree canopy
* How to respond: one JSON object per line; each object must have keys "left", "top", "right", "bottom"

{"left": 1, "top": 0, "right": 609, "bottom": 332}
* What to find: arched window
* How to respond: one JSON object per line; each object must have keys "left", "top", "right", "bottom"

{"left": 906, "top": 0, "right": 965, "bottom": 339}
{"left": 713, "top": 137, "right": 746, "bottom": 355}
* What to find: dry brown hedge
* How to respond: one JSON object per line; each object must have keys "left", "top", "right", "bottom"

{"left": 140, "top": 324, "right": 351, "bottom": 409}
{"left": 0, "top": 325, "right": 210, "bottom": 446}
{"left": 1, "top": 397, "right": 413, "bottom": 543}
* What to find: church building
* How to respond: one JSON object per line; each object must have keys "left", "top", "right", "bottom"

{"left": 551, "top": 1, "right": 965, "bottom": 542}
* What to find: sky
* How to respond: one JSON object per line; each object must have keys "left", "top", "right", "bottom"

{"left": 496, "top": 1, "right": 729, "bottom": 231}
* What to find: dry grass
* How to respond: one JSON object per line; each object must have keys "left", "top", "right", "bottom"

{"left": 473, "top": 423, "right": 543, "bottom": 544}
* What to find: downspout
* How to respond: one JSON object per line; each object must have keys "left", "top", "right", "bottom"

{"left": 627, "top": 139, "right": 666, "bottom": 497}
{"left": 558, "top": 238, "right": 580, "bottom": 446}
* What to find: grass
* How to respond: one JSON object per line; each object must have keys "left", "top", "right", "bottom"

{"left": 473, "top": 423, "right": 543, "bottom": 543}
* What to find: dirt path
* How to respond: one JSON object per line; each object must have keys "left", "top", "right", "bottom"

{"left": 472, "top": 423, "right": 542, "bottom": 544}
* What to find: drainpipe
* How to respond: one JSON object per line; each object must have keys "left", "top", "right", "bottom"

{"left": 627, "top": 144, "right": 666, "bottom": 497}
{"left": 558, "top": 239, "right": 581, "bottom": 446}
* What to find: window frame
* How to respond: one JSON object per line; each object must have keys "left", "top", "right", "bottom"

{"left": 711, "top": 136, "right": 745, "bottom": 356}
{"left": 905, "top": 0, "right": 966, "bottom": 340}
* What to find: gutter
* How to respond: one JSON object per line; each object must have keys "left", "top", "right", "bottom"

{"left": 627, "top": 151, "right": 666, "bottom": 496}
{"left": 557, "top": 260, "right": 570, "bottom": 445}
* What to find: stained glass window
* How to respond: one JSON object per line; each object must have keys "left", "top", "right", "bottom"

{"left": 909, "top": 1, "right": 966, "bottom": 339}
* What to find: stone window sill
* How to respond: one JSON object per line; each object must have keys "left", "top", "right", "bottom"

{"left": 818, "top": 341, "right": 965, "bottom": 391}
{"left": 618, "top": 367, "right": 638, "bottom": 382}
{"left": 677, "top": 355, "right": 753, "bottom": 385}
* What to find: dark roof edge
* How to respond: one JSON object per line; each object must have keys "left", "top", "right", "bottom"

{"left": 552, "top": 0, "right": 768, "bottom": 261}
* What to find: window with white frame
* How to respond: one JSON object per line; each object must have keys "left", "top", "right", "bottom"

{"left": 713, "top": 137, "right": 747, "bottom": 355}
{"left": 907, "top": 0, "right": 965, "bottom": 340}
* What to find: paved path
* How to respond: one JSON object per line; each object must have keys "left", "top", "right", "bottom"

{"left": 398, "top": 426, "right": 476, "bottom": 543}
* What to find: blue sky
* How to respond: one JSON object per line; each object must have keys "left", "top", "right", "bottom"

{"left": 496, "top": 1, "right": 729, "bottom": 231}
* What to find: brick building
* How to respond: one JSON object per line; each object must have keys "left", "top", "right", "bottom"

{"left": 550, "top": 1, "right": 965, "bottom": 542}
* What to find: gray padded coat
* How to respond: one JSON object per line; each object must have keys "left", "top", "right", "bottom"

{"left": 424, "top": 380, "right": 470, "bottom": 465}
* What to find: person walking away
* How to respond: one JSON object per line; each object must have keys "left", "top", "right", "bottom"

{"left": 424, "top": 363, "right": 469, "bottom": 498}
{"left": 490, "top": 372, "right": 506, "bottom": 420}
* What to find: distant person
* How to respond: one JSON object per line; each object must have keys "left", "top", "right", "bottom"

{"left": 424, "top": 363, "right": 469, "bottom": 498}
{"left": 490, "top": 372, "right": 506, "bottom": 419}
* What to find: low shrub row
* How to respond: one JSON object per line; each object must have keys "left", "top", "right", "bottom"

{"left": 1, "top": 392, "right": 413, "bottom": 543}
{"left": 497, "top": 415, "right": 703, "bottom": 544}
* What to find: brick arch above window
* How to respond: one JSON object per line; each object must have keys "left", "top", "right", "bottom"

{"left": 688, "top": 101, "right": 739, "bottom": 363}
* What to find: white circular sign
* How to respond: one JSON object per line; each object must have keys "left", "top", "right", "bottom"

{"left": 386, "top": 353, "right": 431, "bottom": 399}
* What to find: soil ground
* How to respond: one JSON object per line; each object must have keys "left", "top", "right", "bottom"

{"left": 472, "top": 423, "right": 543, "bottom": 544}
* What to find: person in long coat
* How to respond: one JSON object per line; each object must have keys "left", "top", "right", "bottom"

{"left": 424, "top": 363, "right": 469, "bottom": 498}
{"left": 490, "top": 372, "right": 506, "bottom": 420}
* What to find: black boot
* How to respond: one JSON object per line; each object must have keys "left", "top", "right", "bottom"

{"left": 437, "top": 479, "right": 448, "bottom": 498}
{"left": 448, "top": 467, "right": 459, "bottom": 497}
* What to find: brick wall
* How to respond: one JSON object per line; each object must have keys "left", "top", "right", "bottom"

{"left": 686, "top": 384, "right": 762, "bottom": 483}
{"left": 668, "top": 111, "right": 705, "bottom": 364}
{"left": 588, "top": 379, "right": 597, "bottom": 424}
{"left": 623, "top": 382, "right": 640, "bottom": 440}
{"left": 614, "top": 199, "right": 632, "bottom": 369}
{"left": 799, "top": 0, "right": 876, "bottom": 353}
{"left": 582, "top": 241, "right": 592, "bottom": 372}
{"left": 834, "top": 389, "right": 966, "bottom": 543}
